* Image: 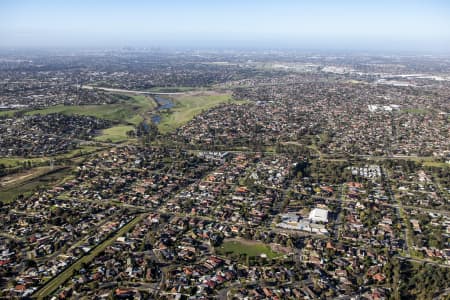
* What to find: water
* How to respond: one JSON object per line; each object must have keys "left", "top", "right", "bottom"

{"left": 151, "top": 115, "right": 161, "bottom": 124}
{"left": 154, "top": 96, "right": 174, "bottom": 110}
{"left": 151, "top": 96, "right": 174, "bottom": 124}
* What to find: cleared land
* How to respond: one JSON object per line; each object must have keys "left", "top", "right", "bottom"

{"left": 0, "top": 145, "right": 103, "bottom": 203}
{"left": 0, "top": 167, "right": 72, "bottom": 203}
{"left": 158, "top": 92, "right": 246, "bottom": 133}
{"left": 0, "top": 166, "right": 56, "bottom": 187}
{"left": 0, "top": 145, "right": 102, "bottom": 169}
{"left": 94, "top": 125, "right": 135, "bottom": 143}
{"left": 216, "top": 239, "right": 282, "bottom": 259}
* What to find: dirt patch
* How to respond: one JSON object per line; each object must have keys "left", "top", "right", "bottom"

{"left": 0, "top": 167, "right": 53, "bottom": 187}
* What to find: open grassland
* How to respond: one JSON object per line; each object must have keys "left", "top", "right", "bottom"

{"left": 58, "top": 145, "right": 104, "bottom": 158}
{"left": 0, "top": 166, "right": 56, "bottom": 187}
{"left": 0, "top": 109, "right": 20, "bottom": 117}
{"left": 25, "top": 94, "right": 155, "bottom": 126}
{"left": 422, "top": 161, "right": 450, "bottom": 168}
{"left": 0, "top": 145, "right": 103, "bottom": 169}
{"left": 0, "top": 156, "right": 49, "bottom": 169}
{"left": 26, "top": 103, "right": 136, "bottom": 122}
{"left": 403, "top": 156, "right": 450, "bottom": 168}
{"left": 0, "top": 167, "right": 73, "bottom": 203}
{"left": 158, "top": 92, "right": 247, "bottom": 133}
{"left": 94, "top": 125, "right": 135, "bottom": 143}
{"left": 402, "top": 108, "right": 430, "bottom": 115}
{"left": 216, "top": 239, "right": 282, "bottom": 259}
{"left": 147, "top": 86, "right": 198, "bottom": 92}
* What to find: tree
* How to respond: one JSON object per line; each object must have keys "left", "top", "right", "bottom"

{"left": 23, "top": 259, "right": 37, "bottom": 269}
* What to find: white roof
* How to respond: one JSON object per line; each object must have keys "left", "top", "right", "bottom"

{"left": 309, "top": 208, "right": 328, "bottom": 222}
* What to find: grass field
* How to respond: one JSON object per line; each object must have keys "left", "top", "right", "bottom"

{"left": 0, "top": 145, "right": 103, "bottom": 169}
{"left": 94, "top": 125, "right": 135, "bottom": 142}
{"left": 402, "top": 108, "right": 429, "bottom": 115}
{"left": 33, "top": 214, "right": 145, "bottom": 300}
{"left": 216, "top": 239, "right": 282, "bottom": 259}
{"left": 0, "top": 109, "right": 20, "bottom": 117}
{"left": 0, "top": 156, "right": 49, "bottom": 168}
{"left": 147, "top": 86, "right": 198, "bottom": 92}
{"left": 25, "top": 94, "right": 156, "bottom": 144}
{"left": 423, "top": 161, "right": 450, "bottom": 168}
{"left": 60, "top": 145, "right": 104, "bottom": 158}
{"left": 25, "top": 94, "right": 155, "bottom": 126}
{"left": 0, "top": 166, "right": 55, "bottom": 187}
{"left": 0, "top": 167, "right": 72, "bottom": 203}
{"left": 158, "top": 93, "right": 246, "bottom": 133}
{"left": 27, "top": 103, "right": 134, "bottom": 121}
{"left": 405, "top": 156, "right": 449, "bottom": 167}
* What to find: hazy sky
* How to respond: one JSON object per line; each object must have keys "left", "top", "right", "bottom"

{"left": 1, "top": 0, "right": 450, "bottom": 52}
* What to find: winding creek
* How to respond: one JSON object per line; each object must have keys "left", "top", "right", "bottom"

{"left": 151, "top": 96, "right": 175, "bottom": 124}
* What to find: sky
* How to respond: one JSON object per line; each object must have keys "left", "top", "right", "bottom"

{"left": 1, "top": 0, "right": 450, "bottom": 52}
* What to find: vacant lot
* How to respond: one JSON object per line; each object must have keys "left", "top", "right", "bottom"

{"left": 95, "top": 125, "right": 135, "bottom": 143}
{"left": 0, "top": 167, "right": 72, "bottom": 203}
{"left": 216, "top": 239, "right": 282, "bottom": 259}
{"left": 0, "top": 145, "right": 102, "bottom": 169}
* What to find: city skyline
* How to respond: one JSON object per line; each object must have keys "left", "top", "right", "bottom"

{"left": 1, "top": 0, "right": 450, "bottom": 52}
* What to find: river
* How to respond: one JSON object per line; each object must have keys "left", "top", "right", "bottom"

{"left": 151, "top": 96, "right": 175, "bottom": 124}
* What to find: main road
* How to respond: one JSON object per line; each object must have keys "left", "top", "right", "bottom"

{"left": 81, "top": 85, "right": 185, "bottom": 95}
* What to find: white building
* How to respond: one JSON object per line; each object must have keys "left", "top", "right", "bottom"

{"left": 308, "top": 208, "right": 328, "bottom": 223}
